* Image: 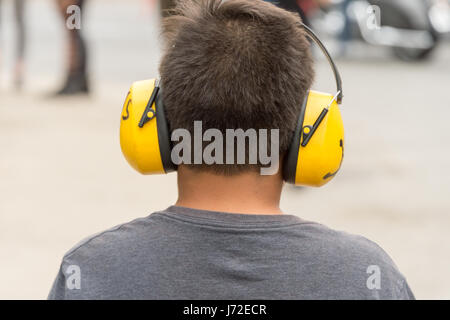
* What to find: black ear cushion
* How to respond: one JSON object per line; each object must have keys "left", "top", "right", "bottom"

{"left": 282, "top": 94, "right": 308, "bottom": 183}
{"left": 155, "top": 90, "right": 177, "bottom": 173}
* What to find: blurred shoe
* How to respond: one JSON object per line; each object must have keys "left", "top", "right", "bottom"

{"left": 54, "top": 73, "right": 89, "bottom": 96}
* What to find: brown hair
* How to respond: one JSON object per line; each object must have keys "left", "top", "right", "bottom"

{"left": 159, "top": 0, "right": 314, "bottom": 174}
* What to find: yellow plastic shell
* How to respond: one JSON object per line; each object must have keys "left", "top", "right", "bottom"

{"left": 119, "top": 79, "right": 165, "bottom": 174}
{"left": 294, "top": 90, "right": 344, "bottom": 187}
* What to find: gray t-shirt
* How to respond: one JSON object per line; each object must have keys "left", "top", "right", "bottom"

{"left": 48, "top": 206, "right": 414, "bottom": 299}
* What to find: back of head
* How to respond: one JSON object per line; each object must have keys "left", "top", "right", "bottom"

{"left": 159, "top": 0, "right": 314, "bottom": 174}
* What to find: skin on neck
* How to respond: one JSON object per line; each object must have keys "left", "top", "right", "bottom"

{"left": 175, "top": 165, "right": 284, "bottom": 215}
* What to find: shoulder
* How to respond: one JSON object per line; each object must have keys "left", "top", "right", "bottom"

{"left": 61, "top": 212, "right": 167, "bottom": 265}
{"left": 289, "top": 221, "right": 413, "bottom": 299}
{"left": 49, "top": 213, "right": 170, "bottom": 299}
{"left": 295, "top": 221, "right": 398, "bottom": 267}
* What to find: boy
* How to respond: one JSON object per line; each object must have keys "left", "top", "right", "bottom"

{"left": 49, "top": 0, "right": 414, "bottom": 299}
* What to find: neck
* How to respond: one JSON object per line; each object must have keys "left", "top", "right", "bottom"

{"left": 175, "top": 165, "right": 284, "bottom": 215}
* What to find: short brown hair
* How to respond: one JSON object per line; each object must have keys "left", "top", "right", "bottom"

{"left": 159, "top": 0, "right": 314, "bottom": 174}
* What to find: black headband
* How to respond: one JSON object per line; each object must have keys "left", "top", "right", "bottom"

{"left": 302, "top": 23, "right": 343, "bottom": 104}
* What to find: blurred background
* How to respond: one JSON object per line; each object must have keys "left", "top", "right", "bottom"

{"left": 0, "top": 0, "right": 449, "bottom": 299}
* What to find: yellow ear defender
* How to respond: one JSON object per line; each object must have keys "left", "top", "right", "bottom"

{"left": 283, "top": 24, "right": 344, "bottom": 187}
{"left": 120, "top": 78, "right": 175, "bottom": 174}
{"left": 119, "top": 23, "right": 344, "bottom": 187}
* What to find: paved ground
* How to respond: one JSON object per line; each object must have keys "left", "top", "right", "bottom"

{"left": 1, "top": 0, "right": 450, "bottom": 299}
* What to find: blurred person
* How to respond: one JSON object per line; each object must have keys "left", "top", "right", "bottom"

{"left": 338, "top": 0, "right": 352, "bottom": 56}
{"left": 54, "top": 0, "right": 88, "bottom": 95}
{"left": 13, "top": 0, "right": 25, "bottom": 89}
{"left": 0, "top": 0, "right": 26, "bottom": 89}
{"left": 266, "top": 0, "right": 332, "bottom": 27}
{"left": 270, "top": 0, "right": 312, "bottom": 26}
{"left": 159, "top": 0, "right": 327, "bottom": 23}
{"left": 48, "top": 0, "right": 414, "bottom": 300}
{"left": 159, "top": 0, "right": 176, "bottom": 17}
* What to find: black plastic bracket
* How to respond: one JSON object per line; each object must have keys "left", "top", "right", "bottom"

{"left": 138, "top": 81, "right": 160, "bottom": 128}
{"left": 301, "top": 108, "right": 329, "bottom": 147}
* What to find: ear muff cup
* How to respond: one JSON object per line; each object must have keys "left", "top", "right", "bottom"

{"left": 120, "top": 79, "right": 175, "bottom": 174}
{"left": 283, "top": 96, "right": 307, "bottom": 184}
{"left": 283, "top": 90, "right": 344, "bottom": 187}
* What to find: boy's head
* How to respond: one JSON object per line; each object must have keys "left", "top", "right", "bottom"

{"left": 159, "top": 0, "right": 314, "bottom": 174}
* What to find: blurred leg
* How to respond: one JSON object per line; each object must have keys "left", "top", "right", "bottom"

{"left": 55, "top": 0, "right": 88, "bottom": 95}
{"left": 14, "top": 0, "right": 26, "bottom": 89}
{"left": 340, "top": 0, "right": 352, "bottom": 41}
{"left": 0, "top": 0, "right": 2, "bottom": 73}
{"left": 339, "top": 0, "right": 352, "bottom": 56}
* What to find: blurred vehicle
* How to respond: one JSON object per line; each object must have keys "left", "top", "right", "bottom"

{"left": 428, "top": 0, "right": 450, "bottom": 34}
{"left": 309, "top": 0, "right": 450, "bottom": 61}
